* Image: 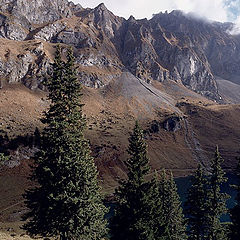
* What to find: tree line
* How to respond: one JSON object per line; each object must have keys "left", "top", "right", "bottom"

{"left": 1, "top": 46, "right": 240, "bottom": 240}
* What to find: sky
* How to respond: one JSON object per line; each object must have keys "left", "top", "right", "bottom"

{"left": 72, "top": 0, "right": 240, "bottom": 23}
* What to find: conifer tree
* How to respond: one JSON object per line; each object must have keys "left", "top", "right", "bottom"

{"left": 205, "top": 147, "right": 229, "bottom": 240}
{"left": 23, "top": 46, "right": 108, "bottom": 240}
{"left": 158, "top": 170, "right": 171, "bottom": 240}
{"left": 230, "top": 158, "right": 240, "bottom": 240}
{"left": 111, "top": 122, "right": 165, "bottom": 240}
{"left": 185, "top": 164, "right": 208, "bottom": 240}
{"left": 159, "top": 170, "right": 187, "bottom": 240}
{"left": 148, "top": 172, "right": 166, "bottom": 240}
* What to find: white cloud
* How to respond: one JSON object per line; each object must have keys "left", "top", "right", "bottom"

{"left": 72, "top": 0, "right": 239, "bottom": 24}
{"left": 228, "top": 0, "right": 238, "bottom": 8}
{"left": 228, "top": 15, "right": 240, "bottom": 34}
{"left": 173, "top": 0, "right": 228, "bottom": 22}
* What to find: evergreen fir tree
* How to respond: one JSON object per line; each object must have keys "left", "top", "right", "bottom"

{"left": 230, "top": 158, "right": 240, "bottom": 240}
{"left": 23, "top": 46, "right": 108, "bottom": 240}
{"left": 185, "top": 164, "right": 208, "bottom": 240}
{"left": 148, "top": 172, "right": 166, "bottom": 240}
{"left": 158, "top": 170, "right": 171, "bottom": 240}
{"left": 111, "top": 122, "right": 165, "bottom": 240}
{"left": 159, "top": 170, "right": 187, "bottom": 240}
{"left": 205, "top": 147, "right": 229, "bottom": 240}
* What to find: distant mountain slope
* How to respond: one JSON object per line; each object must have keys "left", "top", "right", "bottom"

{"left": 216, "top": 77, "right": 240, "bottom": 104}
{"left": 1, "top": 75, "right": 240, "bottom": 185}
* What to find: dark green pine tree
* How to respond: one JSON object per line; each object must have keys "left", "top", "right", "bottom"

{"left": 230, "top": 158, "right": 240, "bottom": 240}
{"left": 23, "top": 46, "right": 108, "bottom": 240}
{"left": 111, "top": 121, "right": 165, "bottom": 240}
{"left": 159, "top": 170, "right": 187, "bottom": 240}
{"left": 158, "top": 170, "right": 171, "bottom": 240}
{"left": 148, "top": 172, "right": 166, "bottom": 240}
{"left": 205, "top": 147, "right": 229, "bottom": 240}
{"left": 185, "top": 164, "right": 208, "bottom": 240}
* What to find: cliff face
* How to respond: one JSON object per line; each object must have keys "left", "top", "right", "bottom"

{"left": 0, "top": 0, "right": 82, "bottom": 41}
{"left": 0, "top": 0, "right": 74, "bottom": 24}
{"left": 152, "top": 11, "right": 240, "bottom": 85}
{"left": 0, "top": 0, "right": 240, "bottom": 102}
{"left": 116, "top": 14, "right": 218, "bottom": 100}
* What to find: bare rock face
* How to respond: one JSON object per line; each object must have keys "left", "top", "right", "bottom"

{"left": 0, "top": 12, "right": 28, "bottom": 40}
{"left": 0, "top": 41, "right": 51, "bottom": 89}
{"left": 33, "top": 22, "right": 67, "bottom": 41}
{"left": 116, "top": 15, "right": 220, "bottom": 100}
{"left": 55, "top": 28, "right": 98, "bottom": 48}
{"left": 0, "top": 0, "right": 77, "bottom": 41}
{"left": 92, "top": 3, "right": 123, "bottom": 38}
{"left": 151, "top": 11, "right": 240, "bottom": 88}
{"left": 172, "top": 48, "right": 218, "bottom": 100}
{"left": 0, "top": 0, "right": 73, "bottom": 24}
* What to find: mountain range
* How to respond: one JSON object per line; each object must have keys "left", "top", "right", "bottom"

{"left": 0, "top": 0, "right": 240, "bottom": 190}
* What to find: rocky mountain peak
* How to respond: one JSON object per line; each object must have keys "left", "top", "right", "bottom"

{"left": 128, "top": 15, "right": 136, "bottom": 22}
{"left": 169, "top": 10, "right": 184, "bottom": 17}
{"left": 95, "top": 3, "right": 108, "bottom": 11}
{"left": 93, "top": 2, "right": 111, "bottom": 20}
{"left": 91, "top": 2, "right": 123, "bottom": 38}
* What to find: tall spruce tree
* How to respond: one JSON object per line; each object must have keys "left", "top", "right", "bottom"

{"left": 23, "top": 46, "right": 108, "bottom": 240}
{"left": 148, "top": 172, "right": 167, "bottom": 240}
{"left": 230, "top": 158, "right": 240, "bottom": 240}
{"left": 185, "top": 164, "right": 208, "bottom": 240}
{"left": 111, "top": 121, "right": 165, "bottom": 240}
{"left": 159, "top": 170, "right": 187, "bottom": 240}
{"left": 205, "top": 147, "right": 229, "bottom": 240}
{"left": 158, "top": 170, "right": 171, "bottom": 240}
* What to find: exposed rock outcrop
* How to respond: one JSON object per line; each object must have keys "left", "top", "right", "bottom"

{"left": 0, "top": 12, "right": 28, "bottom": 40}
{"left": 0, "top": 41, "right": 50, "bottom": 89}
{"left": 33, "top": 22, "right": 67, "bottom": 41}
{"left": 0, "top": 0, "right": 73, "bottom": 24}
{"left": 163, "top": 116, "right": 181, "bottom": 132}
